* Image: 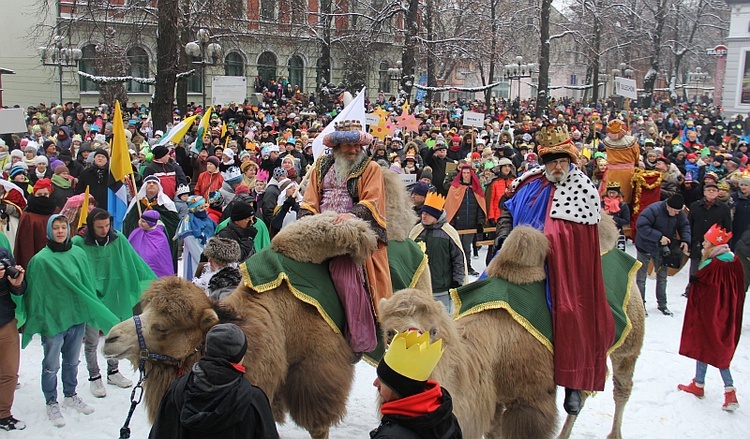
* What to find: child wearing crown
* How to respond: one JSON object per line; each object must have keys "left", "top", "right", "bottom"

{"left": 409, "top": 192, "right": 467, "bottom": 310}
{"left": 678, "top": 225, "right": 745, "bottom": 412}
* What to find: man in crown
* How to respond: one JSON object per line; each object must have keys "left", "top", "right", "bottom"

{"left": 371, "top": 330, "right": 461, "bottom": 438}
{"left": 300, "top": 120, "right": 392, "bottom": 354}
{"left": 495, "top": 124, "right": 614, "bottom": 415}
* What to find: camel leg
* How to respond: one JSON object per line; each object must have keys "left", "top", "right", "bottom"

{"left": 502, "top": 397, "right": 558, "bottom": 439}
{"left": 556, "top": 391, "right": 589, "bottom": 439}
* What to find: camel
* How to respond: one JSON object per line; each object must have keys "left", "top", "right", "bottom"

{"left": 103, "top": 168, "right": 431, "bottom": 439}
{"left": 378, "top": 213, "right": 646, "bottom": 439}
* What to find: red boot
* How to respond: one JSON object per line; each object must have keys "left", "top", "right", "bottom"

{"left": 678, "top": 379, "right": 705, "bottom": 398}
{"left": 723, "top": 387, "right": 739, "bottom": 412}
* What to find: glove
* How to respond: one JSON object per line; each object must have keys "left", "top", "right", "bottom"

{"left": 494, "top": 236, "right": 506, "bottom": 250}
{"left": 477, "top": 224, "right": 484, "bottom": 235}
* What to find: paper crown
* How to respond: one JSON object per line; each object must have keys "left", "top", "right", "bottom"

{"left": 421, "top": 192, "right": 446, "bottom": 219}
{"left": 606, "top": 181, "right": 621, "bottom": 190}
{"left": 717, "top": 180, "right": 730, "bottom": 191}
{"left": 705, "top": 224, "right": 732, "bottom": 246}
{"left": 382, "top": 330, "right": 443, "bottom": 382}
{"left": 256, "top": 170, "right": 269, "bottom": 182}
{"left": 222, "top": 166, "right": 242, "bottom": 184}
{"left": 536, "top": 124, "right": 579, "bottom": 161}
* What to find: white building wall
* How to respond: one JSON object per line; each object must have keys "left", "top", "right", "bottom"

{"left": 722, "top": 1, "right": 750, "bottom": 116}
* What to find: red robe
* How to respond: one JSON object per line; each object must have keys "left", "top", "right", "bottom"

{"left": 679, "top": 254, "right": 745, "bottom": 369}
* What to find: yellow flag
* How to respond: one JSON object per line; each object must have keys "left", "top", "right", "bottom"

{"left": 221, "top": 121, "right": 227, "bottom": 139}
{"left": 77, "top": 186, "right": 90, "bottom": 230}
{"left": 110, "top": 101, "right": 133, "bottom": 182}
{"left": 401, "top": 99, "right": 410, "bottom": 115}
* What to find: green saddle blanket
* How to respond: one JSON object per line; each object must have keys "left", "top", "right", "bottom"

{"left": 451, "top": 249, "right": 641, "bottom": 354}
{"left": 240, "top": 239, "right": 427, "bottom": 363}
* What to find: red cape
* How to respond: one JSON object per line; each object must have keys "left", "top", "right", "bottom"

{"left": 14, "top": 212, "right": 54, "bottom": 269}
{"left": 679, "top": 256, "right": 745, "bottom": 369}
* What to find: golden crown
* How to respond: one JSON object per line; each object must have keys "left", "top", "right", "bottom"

{"left": 383, "top": 331, "right": 444, "bottom": 382}
{"left": 423, "top": 191, "right": 446, "bottom": 212}
{"left": 607, "top": 119, "right": 625, "bottom": 134}
{"left": 536, "top": 124, "right": 572, "bottom": 148}
{"left": 606, "top": 181, "right": 621, "bottom": 189}
{"left": 333, "top": 120, "right": 363, "bottom": 132}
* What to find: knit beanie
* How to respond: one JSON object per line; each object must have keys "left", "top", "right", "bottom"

{"left": 230, "top": 201, "right": 254, "bottom": 222}
{"left": 411, "top": 181, "right": 430, "bottom": 197}
{"left": 420, "top": 166, "right": 433, "bottom": 181}
{"left": 234, "top": 184, "right": 251, "bottom": 196}
{"left": 203, "top": 237, "right": 242, "bottom": 266}
{"left": 187, "top": 195, "right": 206, "bottom": 212}
{"left": 9, "top": 165, "right": 25, "bottom": 179}
{"left": 207, "top": 156, "right": 220, "bottom": 167}
{"left": 54, "top": 165, "right": 70, "bottom": 175}
{"left": 273, "top": 167, "right": 288, "bottom": 180}
{"left": 34, "top": 178, "right": 53, "bottom": 194}
{"left": 152, "top": 145, "right": 169, "bottom": 160}
{"left": 205, "top": 323, "right": 247, "bottom": 364}
{"left": 666, "top": 194, "right": 684, "bottom": 210}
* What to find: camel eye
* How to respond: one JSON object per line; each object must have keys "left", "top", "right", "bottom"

{"left": 385, "top": 330, "right": 396, "bottom": 341}
{"left": 429, "top": 328, "right": 438, "bottom": 338}
{"left": 151, "top": 324, "right": 169, "bottom": 334}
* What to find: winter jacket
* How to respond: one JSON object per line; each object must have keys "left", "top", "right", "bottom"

{"left": 207, "top": 267, "right": 242, "bottom": 302}
{"left": 194, "top": 171, "right": 224, "bottom": 200}
{"left": 216, "top": 221, "right": 257, "bottom": 262}
{"left": 369, "top": 382, "right": 462, "bottom": 439}
{"left": 659, "top": 166, "right": 683, "bottom": 200}
{"left": 732, "top": 191, "right": 750, "bottom": 250}
{"left": 423, "top": 148, "right": 453, "bottom": 197}
{"left": 635, "top": 201, "right": 691, "bottom": 255}
{"left": 142, "top": 159, "right": 188, "bottom": 200}
{"left": 687, "top": 198, "right": 732, "bottom": 254}
{"left": 75, "top": 164, "right": 109, "bottom": 208}
{"left": 0, "top": 249, "right": 26, "bottom": 328}
{"left": 603, "top": 200, "right": 631, "bottom": 230}
{"left": 449, "top": 185, "right": 485, "bottom": 231}
{"left": 412, "top": 214, "right": 465, "bottom": 293}
{"left": 484, "top": 176, "right": 513, "bottom": 224}
{"left": 261, "top": 179, "right": 282, "bottom": 227}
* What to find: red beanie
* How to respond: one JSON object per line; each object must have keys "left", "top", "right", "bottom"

{"left": 34, "top": 178, "right": 53, "bottom": 194}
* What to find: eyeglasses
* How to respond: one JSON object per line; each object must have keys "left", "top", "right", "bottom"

{"left": 545, "top": 158, "right": 570, "bottom": 168}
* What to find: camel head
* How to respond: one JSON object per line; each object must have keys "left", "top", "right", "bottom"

{"left": 486, "top": 225, "right": 549, "bottom": 284}
{"left": 378, "top": 288, "right": 457, "bottom": 347}
{"left": 598, "top": 210, "right": 619, "bottom": 253}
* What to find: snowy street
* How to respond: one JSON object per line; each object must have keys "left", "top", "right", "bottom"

{"left": 5, "top": 243, "right": 750, "bottom": 438}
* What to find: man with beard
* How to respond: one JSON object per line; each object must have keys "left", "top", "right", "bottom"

{"left": 300, "top": 120, "right": 391, "bottom": 355}
{"left": 495, "top": 124, "right": 614, "bottom": 416}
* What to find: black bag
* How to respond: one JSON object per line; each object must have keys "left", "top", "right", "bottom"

{"left": 662, "top": 242, "right": 684, "bottom": 269}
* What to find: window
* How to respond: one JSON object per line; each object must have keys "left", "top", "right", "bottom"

{"left": 258, "top": 51, "right": 277, "bottom": 84}
{"left": 260, "top": 0, "right": 275, "bottom": 21}
{"left": 288, "top": 55, "right": 304, "bottom": 90}
{"left": 225, "top": 52, "right": 244, "bottom": 77}
{"left": 188, "top": 70, "right": 202, "bottom": 94}
{"left": 570, "top": 74, "right": 577, "bottom": 86}
{"left": 291, "top": 0, "right": 306, "bottom": 24}
{"left": 126, "top": 47, "right": 150, "bottom": 93}
{"left": 379, "top": 61, "right": 390, "bottom": 93}
{"left": 79, "top": 44, "right": 98, "bottom": 92}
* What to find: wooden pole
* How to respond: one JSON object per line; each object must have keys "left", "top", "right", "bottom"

{"left": 130, "top": 172, "right": 142, "bottom": 217}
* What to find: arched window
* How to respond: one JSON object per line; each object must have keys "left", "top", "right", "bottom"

{"left": 288, "top": 56, "right": 304, "bottom": 90}
{"left": 79, "top": 44, "right": 98, "bottom": 92}
{"left": 257, "top": 52, "right": 277, "bottom": 85}
{"left": 126, "top": 47, "right": 150, "bottom": 93}
{"left": 225, "top": 52, "right": 244, "bottom": 77}
{"left": 379, "top": 61, "right": 390, "bottom": 93}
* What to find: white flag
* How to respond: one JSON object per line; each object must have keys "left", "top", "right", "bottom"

{"left": 312, "top": 87, "right": 367, "bottom": 161}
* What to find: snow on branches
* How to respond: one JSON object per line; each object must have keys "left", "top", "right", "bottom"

{"left": 77, "top": 70, "right": 196, "bottom": 85}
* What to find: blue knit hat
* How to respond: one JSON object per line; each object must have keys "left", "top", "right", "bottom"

{"left": 9, "top": 165, "right": 26, "bottom": 179}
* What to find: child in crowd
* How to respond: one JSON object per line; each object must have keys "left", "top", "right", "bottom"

{"left": 173, "top": 184, "right": 190, "bottom": 220}
{"left": 128, "top": 210, "right": 173, "bottom": 278}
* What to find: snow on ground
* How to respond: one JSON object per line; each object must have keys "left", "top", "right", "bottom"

{"left": 5, "top": 242, "right": 750, "bottom": 438}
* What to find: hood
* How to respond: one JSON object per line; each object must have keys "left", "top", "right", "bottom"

{"left": 423, "top": 211, "right": 448, "bottom": 228}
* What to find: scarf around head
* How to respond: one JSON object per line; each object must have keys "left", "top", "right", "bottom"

{"left": 46, "top": 213, "right": 72, "bottom": 252}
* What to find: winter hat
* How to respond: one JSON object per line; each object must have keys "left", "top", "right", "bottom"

{"left": 377, "top": 330, "right": 443, "bottom": 398}
{"left": 58, "top": 149, "right": 72, "bottom": 161}
{"left": 176, "top": 184, "right": 191, "bottom": 197}
{"left": 739, "top": 170, "right": 750, "bottom": 186}
{"left": 10, "top": 150, "right": 23, "bottom": 160}
{"left": 526, "top": 152, "right": 538, "bottom": 162}
{"left": 206, "top": 156, "right": 220, "bottom": 167}
{"left": 704, "top": 172, "right": 719, "bottom": 188}
{"left": 24, "top": 145, "right": 38, "bottom": 155}
{"left": 411, "top": 181, "right": 430, "bottom": 197}
{"left": 205, "top": 323, "right": 247, "bottom": 368}
{"left": 433, "top": 141, "right": 447, "bottom": 151}
{"left": 666, "top": 194, "right": 684, "bottom": 210}
{"left": 713, "top": 155, "right": 724, "bottom": 164}
{"left": 471, "top": 152, "right": 481, "bottom": 160}
{"left": 34, "top": 155, "right": 49, "bottom": 166}
{"left": 141, "top": 209, "right": 160, "bottom": 226}
{"left": 686, "top": 153, "right": 697, "bottom": 161}
{"left": 704, "top": 224, "right": 732, "bottom": 246}
{"left": 420, "top": 166, "right": 433, "bottom": 181}
{"left": 33, "top": 178, "right": 53, "bottom": 194}
{"left": 46, "top": 214, "right": 70, "bottom": 242}
{"left": 273, "top": 167, "right": 288, "bottom": 180}
{"left": 187, "top": 195, "right": 206, "bottom": 212}
{"left": 223, "top": 166, "right": 243, "bottom": 185}
{"left": 208, "top": 190, "right": 224, "bottom": 208}
{"left": 9, "top": 165, "right": 25, "bottom": 179}
{"left": 54, "top": 165, "right": 69, "bottom": 175}
{"left": 152, "top": 145, "right": 169, "bottom": 160}
{"left": 496, "top": 157, "right": 513, "bottom": 167}
{"left": 93, "top": 148, "right": 109, "bottom": 160}
{"left": 240, "top": 161, "right": 256, "bottom": 174}
{"left": 230, "top": 200, "right": 255, "bottom": 222}
{"left": 234, "top": 184, "right": 251, "bottom": 196}
{"left": 204, "top": 236, "right": 242, "bottom": 267}
{"left": 223, "top": 149, "right": 235, "bottom": 159}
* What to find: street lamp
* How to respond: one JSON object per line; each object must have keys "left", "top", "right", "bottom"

{"left": 687, "top": 67, "right": 709, "bottom": 103}
{"left": 185, "top": 28, "right": 223, "bottom": 108}
{"left": 387, "top": 60, "right": 402, "bottom": 98}
{"left": 39, "top": 35, "right": 82, "bottom": 105}
{"left": 599, "top": 70, "right": 611, "bottom": 98}
{"left": 501, "top": 55, "right": 536, "bottom": 100}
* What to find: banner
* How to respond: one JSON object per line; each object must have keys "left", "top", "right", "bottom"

{"left": 462, "top": 111, "right": 485, "bottom": 128}
{"left": 211, "top": 76, "right": 247, "bottom": 106}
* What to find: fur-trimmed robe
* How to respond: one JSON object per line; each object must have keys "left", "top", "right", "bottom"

{"left": 300, "top": 155, "right": 393, "bottom": 314}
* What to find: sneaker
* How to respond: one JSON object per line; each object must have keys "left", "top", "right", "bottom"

{"left": 468, "top": 269, "right": 480, "bottom": 276}
{"left": 658, "top": 306, "right": 673, "bottom": 316}
{"left": 46, "top": 403, "right": 65, "bottom": 427}
{"left": 89, "top": 376, "right": 106, "bottom": 398}
{"left": 107, "top": 371, "right": 133, "bottom": 388}
{"left": 63, "top": 395, "right": 94, "bottom": 415}
{"left": 723, "top": 387, "right": 739, "bottom": 411}
{"left": 678, "top": 379, "right": 705, "bottom": 398}
{"left": 0, "top": 416, "right": 26, "bottom": 431}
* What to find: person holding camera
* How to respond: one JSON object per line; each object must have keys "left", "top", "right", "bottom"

{"left": 0, "top": 249, "right": 26, "bottom": 431}
{"left": 635, "top": 193, "right": 691, "bottom": 316}
{"left": 683, "top": 174, "right": 732, "bottom": 298}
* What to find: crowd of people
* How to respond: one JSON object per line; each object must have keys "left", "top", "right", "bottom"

{"left": 0, "top": 94, "right": 747, "bottom": 434}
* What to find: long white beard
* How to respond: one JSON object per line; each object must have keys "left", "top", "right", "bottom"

{"left": 332, "top": 149, "right": 366, "bottom": 184}
{"left": 544, "top": 167, "right": 570, "bottom": 183}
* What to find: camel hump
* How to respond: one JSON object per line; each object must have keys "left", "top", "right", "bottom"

{"left": 272, "top": 211, "right": 378, "bottom": 264}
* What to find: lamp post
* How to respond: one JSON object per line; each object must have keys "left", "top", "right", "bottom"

{"left": 39, "top": 35, "right": 82, "bottom": 105}
{"left": 686, "top": 67, "right": 708, "bottom": 103}
{"left": 501, "top": 55, "right": 536, "bottom": 100}
{"left": 185, "top": 29, "right": 222, "bottom": 108}
{"left": 599, "top": 70, "right": 611, "bottom": 99}
{"left": 387, "top": 60, "right": 403, "bottom": 98}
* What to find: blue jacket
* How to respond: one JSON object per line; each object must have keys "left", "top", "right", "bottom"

{"left": 635, "top": 201, "right": 691, "bottom": 255}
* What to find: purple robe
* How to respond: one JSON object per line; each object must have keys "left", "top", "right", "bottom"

{"left": 128, "top": 225, "right": 175, "bottom": 277}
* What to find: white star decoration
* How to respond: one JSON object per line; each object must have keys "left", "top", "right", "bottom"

{"left": 717, "top": 236, "right": 724, "bottom": 242}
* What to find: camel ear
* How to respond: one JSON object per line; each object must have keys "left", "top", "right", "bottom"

{"left": 199, "top": 309, "right": 220, "bottom": 333}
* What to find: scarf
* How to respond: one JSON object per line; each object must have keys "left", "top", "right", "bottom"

{"left": 603, "top": 197, "right": 621, "bottom": 214}
{"left": 51, "top": 173, "right": 72, "bottom": 189}
{"left": 706, "top": 244, "right": 731, "bottom": 261}
{"left": 47, "top": 239, "right": 72, "bottom": 252}
{"left": 26, "top": 195, "right": 57, "bottom": 215}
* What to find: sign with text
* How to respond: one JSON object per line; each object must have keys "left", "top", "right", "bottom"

{"left": 211, "top": 76, "right": 247, "bottom": 106}
{"left": 0, "top": 108, "right": 27, "bottom": 134}
{"left": 614, "top": 77, "right": 638, "bottom": 99}
{"left": 706, "top": 45, "right": 727, "bottom": 57}
{"left": 462, "top": 111, "right": 485, "bottom": 128}
{"left": 365, "top": 113, "right": 381, "bottom": 127}
{"left": 399, "top": 173, "right": 417, "bottom": 185}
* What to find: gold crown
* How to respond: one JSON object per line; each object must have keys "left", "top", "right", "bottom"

{"left": 333, "top": 120, "right": 363, "bottom": 132}
{"left": 383, "top": 331, "right": 444, "bottom": 382}
{"left": 717, "top": 180, "right": 730, "bottom": 191}
{"left": 423, "top": 191, "right": 446, "bottom": 212}
{"left": 606, "top": 181, "right": 621, "bottom": 189}
{"left": 536, "top": 124, "right": 579, "bottom": 160}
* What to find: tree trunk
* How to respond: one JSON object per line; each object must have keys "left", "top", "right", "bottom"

{"left": 176, "top": 9, "right": 191, "bottom": 117}
{"left": 536, "top": 0, "right": 552, "bottom": 118}
{"left": 425, "top": 0, "right": 436, "bottom": 103}
{"left": 400, "top": 0, "right": 420, "bottom": 104}
{"left": 591, "top": 2, "right": 602, "bottom": 105}
{"left": 642, "top": 0, "right": 668, "bottom": 108}
{"left": 485, "top": 0, "right": 498, "bottom": 108}
{"left": 153, "top": 0, "right": 180, "bottom": 131}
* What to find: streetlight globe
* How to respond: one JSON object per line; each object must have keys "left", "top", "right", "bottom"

{"left": 197, "top": 28, "right": 210, "bottom": 43}
{"left": 619, "top": 62, "right": 627, "bottom": 71}
{"left": 516, "top": 55, "right": 523, "bottom": 64}
{"left": 39, "top": 46, "right": 48, "bottom": 61}
{"left": 72, "top": 48, "right": 82, "bottom": 62}
{"left": 625, "top": 68, "right": 633, "bottom": 78}
{"left": 185, "top": 41, "right": 201, "bottom": 57}
{"left": 53, "top": 35, "right": 64, "bottom": 44}
{"left": 612, "top": 68, "right": 620, "bottom": 77}
{"left": 207, "top": 43, "right": 222, "bottom": 63}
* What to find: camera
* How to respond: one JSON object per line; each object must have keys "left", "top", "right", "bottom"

{"left": 660, "top": 245, "right": 671, "bottom": 258}
{"left": 0, "top": 259, "right": 21, "bottom": 280}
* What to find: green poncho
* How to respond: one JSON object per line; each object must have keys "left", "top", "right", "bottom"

{"left": 72, "top": 231, "right": 156, "bottom": 321}
{"left": 17, "top": 245, "right": 120, "bottom": 347}
{"left": 0, "top": 232, "right": 11, "bottom": 254}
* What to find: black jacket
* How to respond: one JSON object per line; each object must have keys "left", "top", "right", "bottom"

{"left": 449, "top": 186, "right": 486, "bottom": 231}
{"left": 687, "top": 198, "right": 732, "bottom": 254}
{"left": 370, "top": 384, "right": 462, "bottom": 439}
{"left": 413, "top": 214, "right": 465, "bottom": 292}
{"left": 216, "top": 221, "right": 257, "bottom": 262}
{"left": 149, "top": 358, "right": 279, "bottom": 439}
{"left": 0, "top": 250, "right": 26, "bottom": 328}
{"left": 635, "top": 201, "right": 691, "bottom": 255}
{"left": 75, "top": 165, "right": 109, "bottom": 208}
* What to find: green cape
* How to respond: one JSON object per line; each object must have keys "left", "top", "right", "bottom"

{"left": 72, "top": 231, "right": 156, "bottom": 321}
{"left": 0, "top": 232, "right": 11, "bottom": 254}
{"left": 17, "top": 246, "right": 120, "bottom": 347}
{"left": 216, "top": 218, "right": 271, "bottom": 252}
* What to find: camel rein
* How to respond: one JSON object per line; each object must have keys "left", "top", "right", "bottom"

{"left": 118, "top": 314, "right": 202, "bottom": 439}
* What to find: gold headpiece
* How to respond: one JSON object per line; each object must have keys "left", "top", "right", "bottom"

{"left": 536, "top": 124, "right": 579, "bottom": 161}
{"left": 382, "top": 331, "right": 444, "bottom": 382}
{"left": 333, "top": 120, "right": 364, "bottom": 132}
{"left": 606, "top": 181, "right": 621, "bottom": 189}
{"left": 607, "top": 119, "right": 625, "bottom": 134}
{"left": 717, "top": 180, "right": 730, "bottom": 191}
{"left": 423, "top": 192, "right": 446, "bottom": 213}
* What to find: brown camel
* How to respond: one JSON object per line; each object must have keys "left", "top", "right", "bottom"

{"left": 378, "top": 213, "right": 645, "bottom": 439}
{"left": 103, "top": 169, "right": 431, "bottom": 439}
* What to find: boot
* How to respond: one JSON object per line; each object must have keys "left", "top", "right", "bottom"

{"left": 563, "top": 388, "right": 583, "bottom": 415}
{"left": 678, "top": 379, "right": 704, "bottom": 398}
{"left": 723, "top": 387, "right": 739, "bottom": 411}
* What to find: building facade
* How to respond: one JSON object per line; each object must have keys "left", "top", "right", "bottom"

{"left": 722, "top": 0, "right": 750, "bottom": 116}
